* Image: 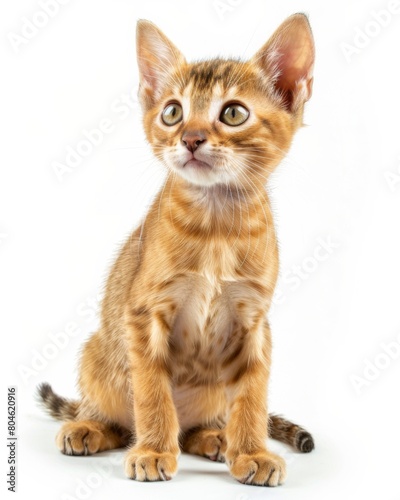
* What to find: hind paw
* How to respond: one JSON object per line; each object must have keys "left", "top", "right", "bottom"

{"left": 56, "top": 420, "right": 122, "bottom": 456}
{"left": 56, "top": 421, "right": 105, "bottom": 455}
{"left": 183, "top": 428, "right": 226, "bottom": 462}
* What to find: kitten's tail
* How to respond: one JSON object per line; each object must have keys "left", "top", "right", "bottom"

{"left": 36, "top": 384, "right": 314, "bottom": 452}
{"left": 37, "top": 383, "right": 79, "bottom": 421}
{"left": 269, "top": 414, "right": 315, "bottom": 453}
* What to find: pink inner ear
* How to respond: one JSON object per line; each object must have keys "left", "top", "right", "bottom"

{"left": 138, "top": 55, "right": 161, "bottom": 92}
{"left": 274, "top": 30, "right": 314, "bottom": 109}
{"left": 136, "top": 21, "right": 186, "bottom": 103}
{"left": 137, "top": 44, "right": 170, "bottom": 97}
{"left": 258, "top": 16, "right": 315, "bottom": 111}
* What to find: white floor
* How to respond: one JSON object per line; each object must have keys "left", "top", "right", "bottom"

{"left": 16, "top": 407, "right": 398, "bottom": 500}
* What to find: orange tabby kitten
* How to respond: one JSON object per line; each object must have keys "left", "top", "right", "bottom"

{"left": 39, "top": 14, "right": 315, "bottom": 486}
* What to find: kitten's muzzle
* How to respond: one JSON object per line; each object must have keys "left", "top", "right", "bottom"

{"left": 183, "top": 149, "right": 212, "bottom": 170}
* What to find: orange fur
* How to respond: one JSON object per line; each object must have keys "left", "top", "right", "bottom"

{"left": 38, "top": 13, "right": 315, "bottom": 486}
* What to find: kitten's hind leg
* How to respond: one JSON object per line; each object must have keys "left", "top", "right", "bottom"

{"left": 181, "top": 416, "right": 314, "bottom": 462}
{"left": 181, "top": 427, "right": 227, "bottom": 462}
{"left": 56, "top": 420, "right": 131, "bottom": 456}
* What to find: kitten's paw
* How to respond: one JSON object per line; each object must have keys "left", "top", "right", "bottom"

{"left": 201, "top": 431, "right": 226, "bottom": 462}
{"left": 56, "top": 421, "right": 104, "bottom": 456}
{"left": 184, "top": 429, "right": 226, "bottom": 462}
{"left": 227, "top": 450, "right": 286, "bottom": 486}
{"left": 124, "top": 448, "right": 178, "bottom": 481}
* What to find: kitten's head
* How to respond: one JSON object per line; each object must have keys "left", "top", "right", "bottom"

{"left": 136, "top": 15, "right": 314, "bottom": 190}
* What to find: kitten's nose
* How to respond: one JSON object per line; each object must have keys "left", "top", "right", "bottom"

{"left": 182, "top": 132, "right": 206, "bottom": 153}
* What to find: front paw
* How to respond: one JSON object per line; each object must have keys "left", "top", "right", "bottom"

{"left": 227, "top": 450, "right": 286, "bottom": 486}
{"left": 124, "top": 447, "right": 178, "bottom": 481}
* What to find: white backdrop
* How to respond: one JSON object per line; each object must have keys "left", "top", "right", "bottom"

{"left": 1, "top": 0, "right": 400, "bottom": 499}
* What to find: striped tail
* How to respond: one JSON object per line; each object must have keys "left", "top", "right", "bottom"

{"left": 269, "top": 414, "right": 315, "bottom": 453}
{"left": 37, "top": 383, "right": 314, "bottom": 453}
{"left": 37, "top": 383, "right": 79, "bottom": 422}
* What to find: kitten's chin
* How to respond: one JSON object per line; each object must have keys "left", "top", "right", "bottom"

{"left": 184, "top": 159, "right": 212, "bottom": 170}
{"left": 172, "top": 161, "right": 225, "bottom": 187}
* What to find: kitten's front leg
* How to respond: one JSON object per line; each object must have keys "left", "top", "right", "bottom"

{"left": 224, "top": 320, "right": 286, "bottom": 486}
{"left": 124, "top": 312, "right": 180, "bottom": 481}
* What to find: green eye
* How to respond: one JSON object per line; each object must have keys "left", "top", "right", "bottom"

{"left": 220, "top": 103, "right": 249, "bottom": 126}
{"left": 162, "top": 103, "right": 183, "bottom": 126}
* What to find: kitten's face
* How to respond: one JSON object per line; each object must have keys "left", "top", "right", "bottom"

{"left": 137, "top": 16, "right": 314, "bottom": 190}
{"left": 143, "top": 60, "right": 293, "bottom": 189}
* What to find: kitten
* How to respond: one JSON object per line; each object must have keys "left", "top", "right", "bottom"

{"left": 39, "top": 13, "right": 315, "bottom": 486}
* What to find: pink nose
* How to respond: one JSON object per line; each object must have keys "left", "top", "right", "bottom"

{"left": 182, "top": 132, "right": 206, "bottom": 153}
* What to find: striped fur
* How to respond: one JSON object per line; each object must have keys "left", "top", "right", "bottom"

{"left": 38, "top": 384, "right": 314, "bottom": 454}
{"left": 37, "top": 383, "right": 79, "bottom": 421}
{"left": 269, "top": 414, "right": 315, "bottom": 453}
{"left": 38, "top": 14, "right": 315, "bottom": 486}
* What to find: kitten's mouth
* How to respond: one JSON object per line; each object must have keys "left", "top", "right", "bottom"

{"left": 184, "top": 159, "right": 212, "bottom": 170}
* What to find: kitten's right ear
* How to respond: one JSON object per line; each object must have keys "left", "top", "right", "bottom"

{"left": 136, "top": 20, "right": 185, "bottom": 107}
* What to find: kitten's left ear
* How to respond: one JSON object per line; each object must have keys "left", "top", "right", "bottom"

{"left": 252, "top": 13, "right": 315, "bottom": 113}
{"left": 136, "top": 20, "right": 186, "bottom": 107}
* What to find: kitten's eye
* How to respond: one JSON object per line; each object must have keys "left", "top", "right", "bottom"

{"left": 162, "top": 103, "right": 183, "bottom": 126}
{"left": 220, "top": 104, "right": 249, "bottom": 126}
